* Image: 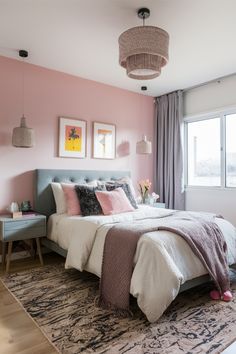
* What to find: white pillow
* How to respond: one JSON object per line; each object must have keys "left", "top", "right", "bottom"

{"left": 85, "top": 180, "right": 98, "bottom": 187}
{"left": 51, "top": 182, "right": 67, "bottom": 214}
{"left": 51, "top": 180, "right": 98, "bottom": 214}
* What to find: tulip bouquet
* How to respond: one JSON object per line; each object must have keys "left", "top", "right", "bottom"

{"left": 138, "top": 179, "right": 152, "bottom": 204}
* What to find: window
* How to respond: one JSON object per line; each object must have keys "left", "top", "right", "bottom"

{"left": 226, "top": 114, "right": 236, "bottom": 187}
{"left": 185, "top": 110, "right": 236, "bottom": 188}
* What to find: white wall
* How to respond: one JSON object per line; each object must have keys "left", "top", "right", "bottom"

{"left": 184, "top": 74, "right": 236, "bottom": 116}
{"left": 184, "top": 74, "right": 236, "bottom": 226}
{"left": 185, "top": 188, "right": 236, "bottom": 225}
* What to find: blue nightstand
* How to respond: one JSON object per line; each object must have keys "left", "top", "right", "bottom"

{"left": 0, "top": 214, "right": 46, "bottom": 272}
{"left": 153, "top": 202, "right": 166, "bottom": 208}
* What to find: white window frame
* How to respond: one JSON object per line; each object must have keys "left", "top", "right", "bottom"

{"left": 184, "top": 106, "right": 236, "bottom": 190}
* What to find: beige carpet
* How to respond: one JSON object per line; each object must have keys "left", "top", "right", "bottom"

{"left": 1, "top": 264, "right": 236, "bottom": 354}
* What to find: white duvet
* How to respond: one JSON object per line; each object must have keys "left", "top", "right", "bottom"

{"left": 47, "top": 205, "right": 236, "bottom": 322}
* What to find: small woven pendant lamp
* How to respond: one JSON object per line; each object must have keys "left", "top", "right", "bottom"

{"left": 12, "top": 50, "right": 35, "bottom": 148}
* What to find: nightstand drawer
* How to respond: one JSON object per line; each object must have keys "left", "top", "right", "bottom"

{"left": 4, "top": 218, "right": 45, "bottom": 231}
{"left": 3, "top": 225, "right": 46, "bottom": 241}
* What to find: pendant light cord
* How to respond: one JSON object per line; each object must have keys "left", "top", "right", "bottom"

{"left": 19, "top": 49, "right": 28, "bottom": 118}
{"left": 22, "top": 56, "right": 25, "bottom": 118}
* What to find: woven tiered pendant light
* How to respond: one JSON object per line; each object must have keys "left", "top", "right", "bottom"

{"left": 12, "top": 50, "right": 35, "bottom": 148}
{"left": 119, "top": 8, "right": 169, "bottom": 80}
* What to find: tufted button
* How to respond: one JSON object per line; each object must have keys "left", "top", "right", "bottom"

{"left": 70, "top": 178, "right": 75, "bottom": 182}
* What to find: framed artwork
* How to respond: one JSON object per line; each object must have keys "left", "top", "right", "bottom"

{"left": 59, "top": 117, "right": 86, "bottom": 158}
{"left": 92, "top": 122, "right": 116, "bottom": 159}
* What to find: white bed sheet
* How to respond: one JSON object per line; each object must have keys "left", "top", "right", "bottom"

{"left": 47, "top": 205, "right": 236, "bottom": 322}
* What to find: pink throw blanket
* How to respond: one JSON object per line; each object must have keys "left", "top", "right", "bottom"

{"left": 99, "top": 211, "right": 230, "bottom": 313}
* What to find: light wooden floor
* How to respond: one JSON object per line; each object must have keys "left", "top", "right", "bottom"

{"left": 222, "top": 341, "right": 236, "bottom": 354}
{"left": 0, "top": 254, "right": 61, "bottom": 354}
{"left": 0, "top": 253, "right": 235, "bottom": 354}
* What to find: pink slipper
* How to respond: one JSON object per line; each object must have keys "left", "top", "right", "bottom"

{"left": 223, "top": 290, "right": 233, "bottom": 302}
{"left": 210, "top": 289, "right": 221, "bottom": 300}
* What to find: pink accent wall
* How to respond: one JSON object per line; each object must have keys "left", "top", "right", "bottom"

{"left": 0, "top": 55, "right": 154, "bottom": 212}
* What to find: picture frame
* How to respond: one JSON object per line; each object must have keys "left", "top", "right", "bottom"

{"left": 59, "top": 117, "right": 86, "bottom": 158}
{"left": 92, "top": 122, "right": 116, "bottom": 159}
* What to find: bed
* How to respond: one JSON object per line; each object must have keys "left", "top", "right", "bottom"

{"left": 35, "top": 169, "right": 236, "bottom": 322}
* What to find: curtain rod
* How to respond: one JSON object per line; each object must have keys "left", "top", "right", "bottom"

{"left": 183, "top": 71, "right": 236, "bottom": 93}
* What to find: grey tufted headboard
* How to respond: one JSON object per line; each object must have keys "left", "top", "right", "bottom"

{"left": 34, "top": 169, "right": 130, "bottom": 217}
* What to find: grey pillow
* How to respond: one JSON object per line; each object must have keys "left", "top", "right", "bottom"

{"left": 105, "top": 182, "right": 138, "bottom": 209}
{"left": 75, "top": 185, "right": 106, "bottom": 216}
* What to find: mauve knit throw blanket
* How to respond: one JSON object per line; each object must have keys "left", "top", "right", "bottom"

{"left": 99, "top": 211, "right": 230, "bottom": 313}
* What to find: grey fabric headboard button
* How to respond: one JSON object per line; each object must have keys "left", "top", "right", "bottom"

{"left": 34, "top": 169, "right": 131, "bottom": 217}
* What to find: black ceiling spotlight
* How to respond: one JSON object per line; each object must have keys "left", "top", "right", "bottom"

{"left": 141, "top": 86, "right": 147, "bottom": 91}
{"left": 19, "top": 49, "right": 28, "bottom": 58}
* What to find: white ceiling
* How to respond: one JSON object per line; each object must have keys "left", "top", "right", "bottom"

{"left": 0, "top": 0, "right": 236, "bottom": 97}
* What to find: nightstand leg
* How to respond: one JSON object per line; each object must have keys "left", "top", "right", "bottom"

{"left": 36, "top": 238, "right": 44, "bottom": 266}
{"left": 6, "top": 241, "right": 13, "bottom": 273}
{"left": 2, "top": 242, "right": 6, "bottom": 270}
{"left": 30, "top": 239, "right": 36, "bottom": 259}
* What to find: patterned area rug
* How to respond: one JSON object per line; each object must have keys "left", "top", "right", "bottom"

{"left": 1, "top": 264, "right": 236, "bottom": 354}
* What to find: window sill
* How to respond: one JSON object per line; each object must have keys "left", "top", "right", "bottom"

{"left": 185, "top": 186, "right": 236, "bottom": 191}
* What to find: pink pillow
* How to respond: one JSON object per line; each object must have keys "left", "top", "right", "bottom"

{"left": 61, "top": 183, "right": 81, "bottom": 216}
{"left": 95, "top": 188, "right": 135, "bottom": 215}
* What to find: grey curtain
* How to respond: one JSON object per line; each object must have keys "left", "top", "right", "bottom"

{"left": 155, "top": 90, "right": 185, "bottom": 210}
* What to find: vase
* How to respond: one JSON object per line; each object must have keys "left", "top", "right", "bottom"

{"left": 141, "top": 194, "right": 149, "bottom": 204}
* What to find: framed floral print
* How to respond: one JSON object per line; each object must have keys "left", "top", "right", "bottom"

{"left": 59, "top": 117, "right": 86, "bottom": 158}
{"left": 92, "top": 122, "right": 116, "bottom": 159}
